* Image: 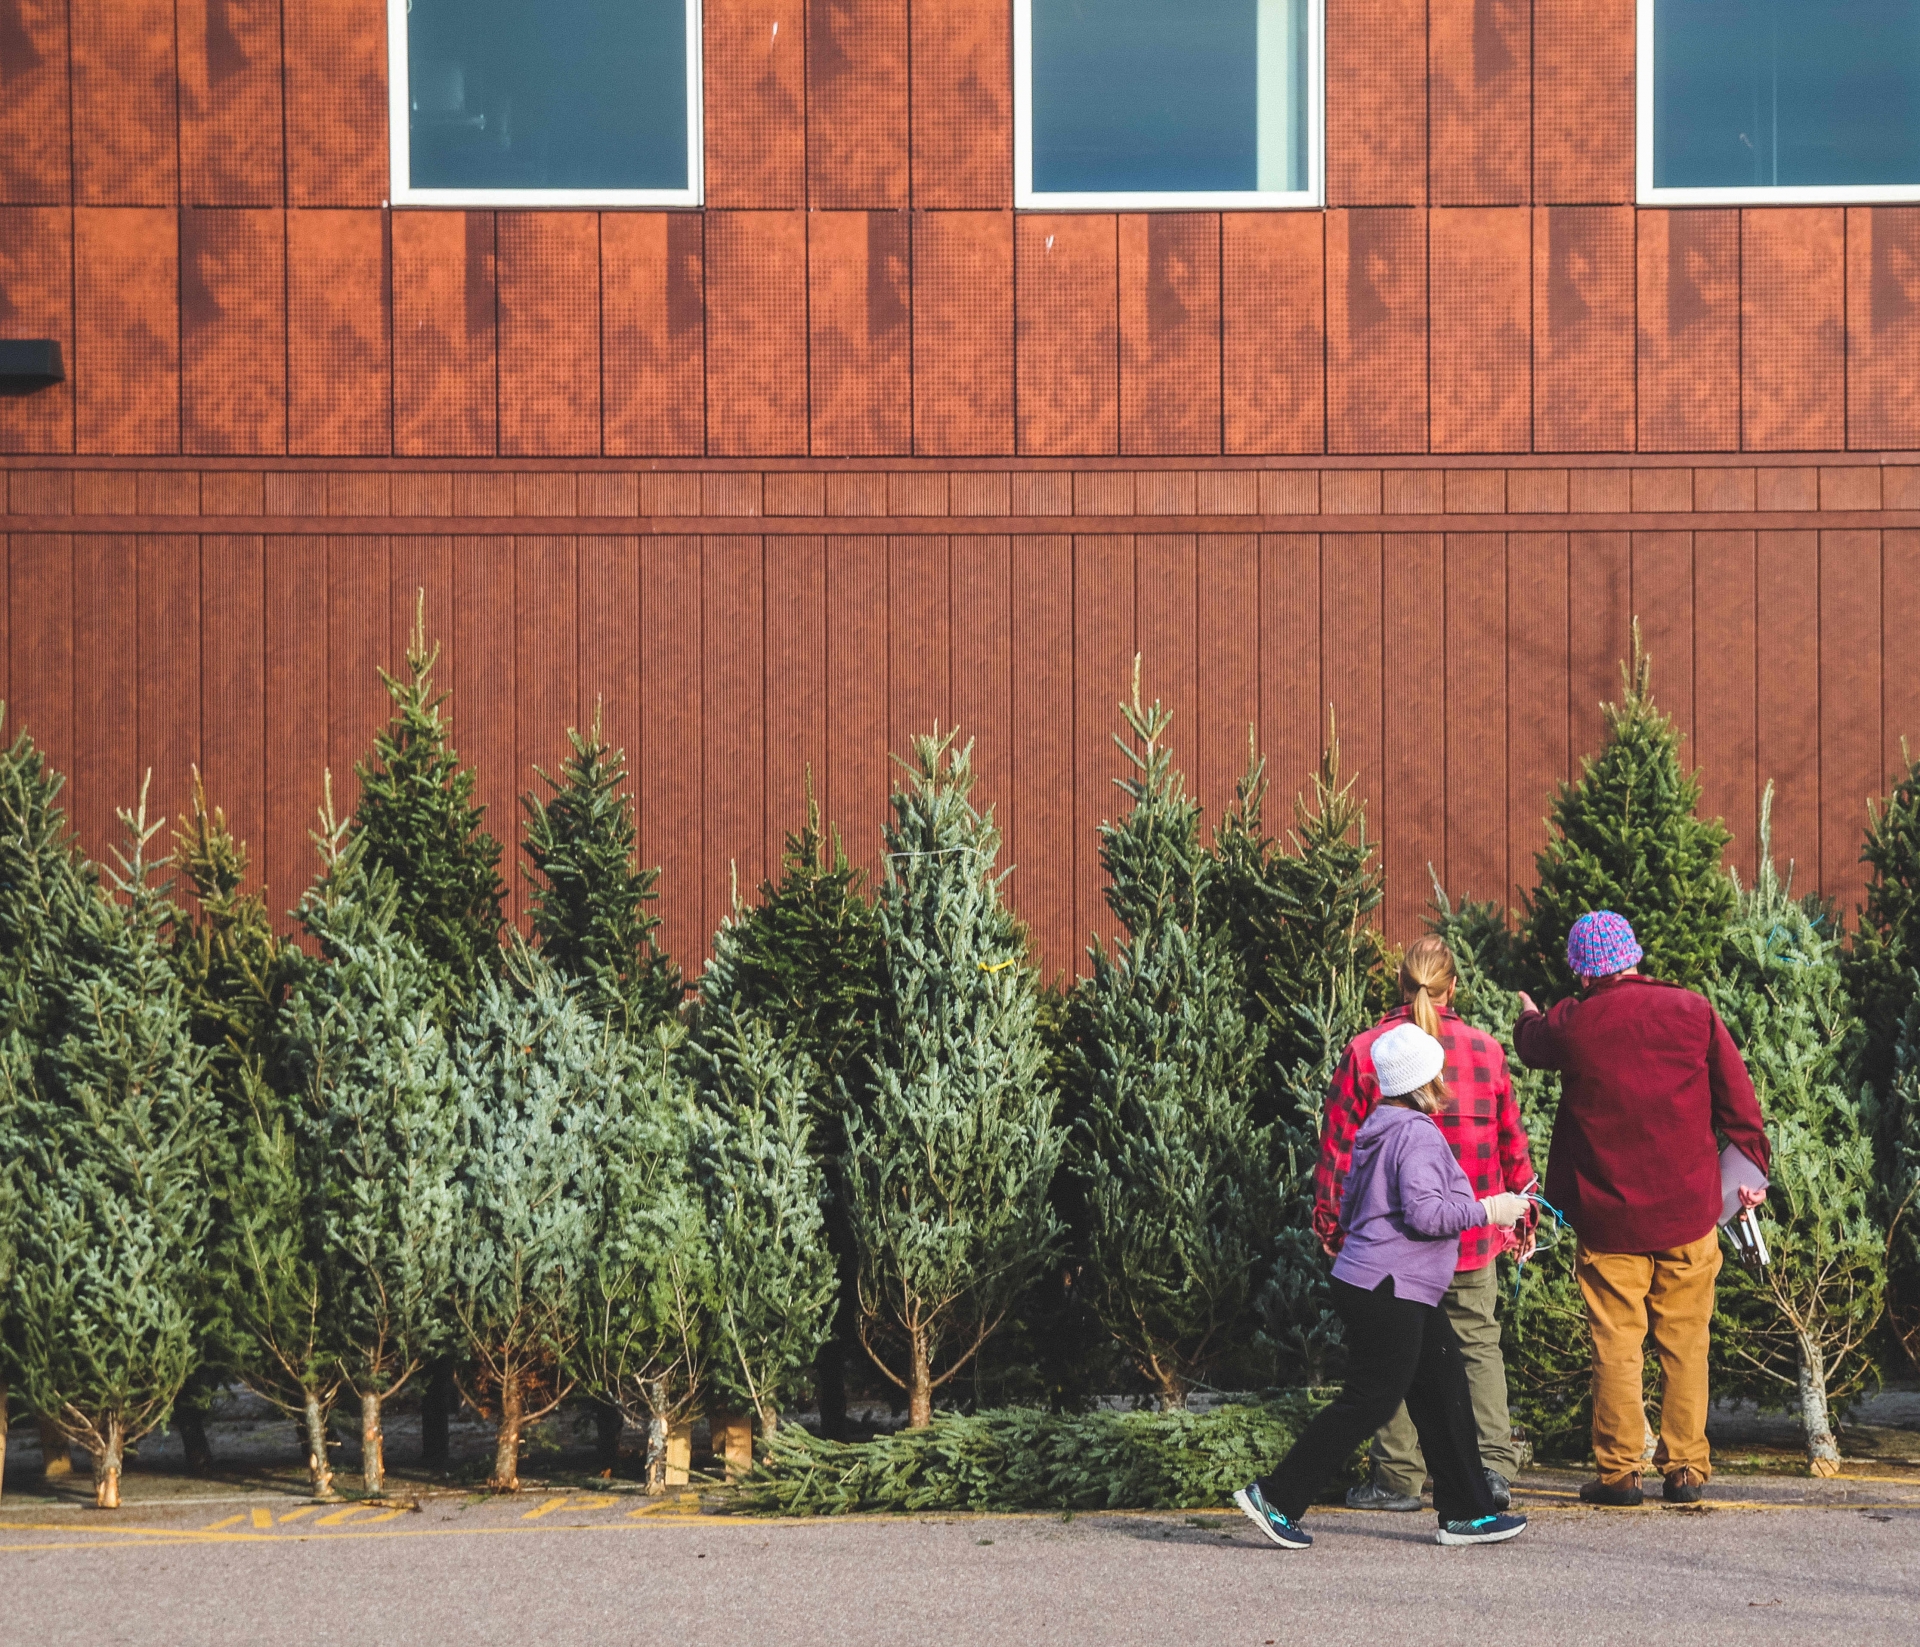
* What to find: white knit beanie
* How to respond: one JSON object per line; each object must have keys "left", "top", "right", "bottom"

{"left": 1372, "top": 1023, "right": 1445, "bottom": 1098}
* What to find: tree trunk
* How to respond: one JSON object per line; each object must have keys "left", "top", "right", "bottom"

{"left": 757, "top": 1403, "right": 779, "bottom": 1441}
{"left": 305, "top": 1389, "right": 337, "bottom": 1500}
{"left": 643, "top": 1378, "right": 668, "bottom": 1495}
{"left": 360, "top": 1389, "right": 385, "bottom": 1497}
{"left": 908, "top": 1330, "right": 933, "bottom": 1429}
{"left": 1797, "top": 1330, "right": 1843, "bottom": 1478}
{"left": 490, "top": 1369, "right": 522, "bottom": 1491}
{"left": 38, "top": 1414, "right": 71, "bottom": 1479}
{"left": 93, "top": 1417, "right": 123, "bottom": 1509}
{"left": 420, "top": 1357, "right": 453, "bottom": 1470}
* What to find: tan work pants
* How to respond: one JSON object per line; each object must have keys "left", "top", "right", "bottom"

{"left": 1371, "top": 1261, "right": 1521, "bottom": 1492}
{"left": 1576, "top": 1233, "right": 1721, "bottom": 1484}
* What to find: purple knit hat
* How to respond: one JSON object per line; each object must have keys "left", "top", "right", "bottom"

{"left": 1566, "top": 910, "right": 1643, "bottom": 979}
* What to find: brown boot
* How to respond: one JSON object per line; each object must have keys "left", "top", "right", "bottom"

{"left": 1662, "top": 1467, "right": 1706, "bottom": 1504}
{"left": 1579, "top": 1475, "right": 1645, "bottom": 1507}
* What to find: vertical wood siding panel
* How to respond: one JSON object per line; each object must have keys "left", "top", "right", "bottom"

{"left": 287, "top": 209, "right": 390, "bottom": 455}
{"left": 1134, "top": 535, "right": 1198, "bottom": 765}
{"left": 703, "top": 532, "right": 767, "bottom": 953}
{"left": 1532, "top": 0, "right": 1633, "bottom": 203}
{"left": 1326, "top": 209, "right": 1427, "bottom": 454}
{"left": 1887, "top": 533, "right": 1920, "bottom": 793}
{"left": 449, "top": 535, "right": 514, "bottom": 929}
{"left": 326, "top": 535, "right": 391, "bottom": 823}
{"left": 1017, "top": 216, "right": 1119, "bottom": 456}
{"left": 0, "top": 0, "right": 72, "bottom": 203}
{"left": 10, "top": 535, "right": 73, "bottom": 802}
{"left": 707, "top": 210, "right": 808, "bottom": 456}
{"left": 136, "top": 535, "right": 200, "bottom": 840}
{"left": 911, "top": 0, "right": 1011, "bottom": 208}
{"left": 1120, "top": 215, "right": 1222, "bottom": 456}
{"left": 1430, "top": 208, "right": 1529, "bottom": 453}
{"left": 1692, "top": 531, "right": 1757, "bottom": 882}
{"left": 1010, "top": 535, "right": 1073, "bottom": 981}
{"left": 1506, "top": 532, "right": 1568, "bottom": 911}
{"left": 810, "top": 211, "right": 912, "bottom": 455}
{"left": 516, "top": 536, "right": 580, "bottom": 927}
{"left": 1382, "top": 534, "right": 1443, "bottom": 937}
{"left": 1533, "top": 206, "right": 1634, "bottom": 453}
{"left": 1223, "top": 213, "right": 1324, "bottom": 455}
{"left": 178, "top": 0, "right": 284, "bottom": 204}
{"left": 1743, "top": 209, "right": 1845, "bottom": 453}
{"left": 1326, "top": 0, "right": 1426, "bottom": 204}
{"left": 1637, "top": 210, "right": 1739, "bottom": 453}
{"left": 69, "top": 536, "right": 135, "bottom": 860}
{"left": 1260, "top": 534, "right": 1322, "bottom": 803}
{"left": 1849, "top": 209, "right": 1920, "bottom": 451}
{"left": 264, "top": 536, "right": 327, "bottom": 931}
{"left": 604, "top": 213, "right": 705, "bottom": 456}
{"left": 182, "top": 207, "right": 287, "bottom": 455}
{"left": 1074, "top": 534, "right": 1135, "bottom": 964}
{"left": 1755, "top": 531, "right": 1819, "bottom": 885}
{"left": 704, "top": 0, "right": 806, "bottom": 206}
{"left": 639, "top": 536, "right": 704, "bottom": 978}
{"left": 764, "top": 535, "right": 828, "bottom": 870}
{"left": 1631, "top": 532, "right": 1694, "bottom": 752}
{"left": 392, "top": 211, "right": 497, "bottom": 457}
{"left": 0, "top": 207, "right": 75, "bottom": 453}
{"left": 72, "top": 0, "right": 177, "bottom": 204}
{"left": 1444, "top": 533, "right": 1507, "bottom": 909}
{"left": 808, "top": 0, "right": 908, "bottom": 208}
{"left": 1821, "top": 532, "right": 1881, "bottom": 922}
{"left": 74, "top": 208, "right": 178, "bottom": 455}
{"left": 498, "top": 213, "right": 600, "bottom": 457}
{"left": 826, "top": 534, "right": 889, "bottom": 882}
{"left": 1322, "top": 537, "right": 1384, "bottom": 901}
{"left": 1429, "top": 0, "right": 1529, "bottom": 205}
{"left": 286, "top": 0, "right": 384, "bottom": 206}
{"left": 200, "top": 533, "right": 266, "bottom": 892}
{"left": 950, "top": 533, "right": 1012, "bottom": 832}
{"left": 1196, "top": 535, "right": 1259, "bottom": 829}
{"left": 575, "top": 535, "right": 642, "bottom": 811}
{"left": 888, "top": 535, "right": 951, "bottom": 760}
{"left": 912, "top": 210, "right": 1014, "bottom": 455}
{"left": 1567, "top": 531, "right": 1630, "bottom": 761}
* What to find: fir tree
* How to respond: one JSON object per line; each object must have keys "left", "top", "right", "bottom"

{"left": 523, "top": 710, "right": 681, "bottom": 1030}
{"left": 1519, "top": 625, "right": 1734, "bottom": 999}
{"left": 449, "top": 952, "right": 609, "bottom": 1491}
{"left": 1707, "top": 788, "right": 1887, "bottom": 1473}
{"left": 575, "top": 1021, "right": 713, "bottom": 1493}
{"left": 284, "top": 783, "right": 460, "bottom": 1496}
{"left": 1064, "top": 672, "right": 1281, "bottom": 1406}
{"left": 1, "top": 784, "right": 212, "bottom": 1508}
{"left": 1880, "top": 1007, "right": 1920, "bottom": 1370}
{"left": 689, "top": 1010, "right": 836, "bottom": 1437}
{"left": 352, "top": 595, "right": 506, "bottom": 1002}
{"left": 0, "top": 708, "right": 94, "bottom": 1041}
{"left": 845, "top": 730, "right": 1064, "bottom": 1428}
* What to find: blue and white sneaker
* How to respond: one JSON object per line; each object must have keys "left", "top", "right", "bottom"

{"left": 1232, "top": 1483, "right": 1313, "bottom": 1550}
{"left": 1435, "top": 1512, "right": 1528, "bottom": 1546}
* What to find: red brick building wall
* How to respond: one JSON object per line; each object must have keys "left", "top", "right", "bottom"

{"left": 3, "top": 0, "right": 1918, "bottom": 975}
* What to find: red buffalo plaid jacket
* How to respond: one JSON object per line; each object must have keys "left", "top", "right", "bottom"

{"left": 1312, "top": 1004, "right": 1538, "bottom": 1271}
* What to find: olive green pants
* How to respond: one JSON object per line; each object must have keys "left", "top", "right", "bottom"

{"left": 1370, "top": 1261, "right": 1521, "bottom": 1493}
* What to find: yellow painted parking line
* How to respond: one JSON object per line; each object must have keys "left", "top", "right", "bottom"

{"left": 314, "top": 1505, "right": 373, "bottom": 1527}
{"left": 522, "top": 1494, "right": 620, "bottom": 1520}
{"left": 353, "top": 1508, "right": 411, "bottom": 1526}
{"left": 278, "top": 1506, "right": 321, "bottom": 1525}
{"left": 202, "top": 1514, "right": 247, "bottom": 1532}
{"left": 250, "top": 1508, "right": 273, "bottom": 1529}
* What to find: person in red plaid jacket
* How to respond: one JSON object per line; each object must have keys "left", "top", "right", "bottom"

{"left": 1313, "top": 935, "right": 1539, "bottom": 1512}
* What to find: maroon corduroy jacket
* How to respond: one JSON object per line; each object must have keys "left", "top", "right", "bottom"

{"left": 1515, "top": 974, "right": 1770, "bottom": 1254}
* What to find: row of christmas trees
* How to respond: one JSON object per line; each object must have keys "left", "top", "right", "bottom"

{"left": 1, "top": 610, "right": 1917, "bottom": 1506}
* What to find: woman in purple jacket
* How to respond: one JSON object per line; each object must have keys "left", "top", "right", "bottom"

{"left": 1234, "top": 1023, "right": 1532, "bottom": 1550}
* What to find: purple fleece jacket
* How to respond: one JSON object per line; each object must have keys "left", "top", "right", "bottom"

{"left": 1329, "top": 1103, "right": 1490, "bottom": 1307}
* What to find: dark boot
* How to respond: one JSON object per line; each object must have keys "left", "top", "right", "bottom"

{"left": 1579, "top": 1476, "right": 1645, "bottom": 1507}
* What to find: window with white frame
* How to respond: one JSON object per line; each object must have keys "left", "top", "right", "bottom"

{"left": 388, "top": 0, "right": 702, "bottom": 206}
{"left": 1640, "top": 0, "right": 1920, "bottom": 202}
{"left": 1016, "top": 0, "right": 1322, "bottom": 208}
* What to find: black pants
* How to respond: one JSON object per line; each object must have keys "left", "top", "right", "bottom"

{"left": 1257, "top": 1276, "right": 1497, "bottom": 1524}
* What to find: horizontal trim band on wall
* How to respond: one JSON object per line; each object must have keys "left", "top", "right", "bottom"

{"left": 5, "top": 511, "right": 1918, "bottom": 537}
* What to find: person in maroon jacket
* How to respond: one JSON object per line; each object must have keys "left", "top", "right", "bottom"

{"left": 1515, "top": 910, "right": 1770, "bottom": 1507}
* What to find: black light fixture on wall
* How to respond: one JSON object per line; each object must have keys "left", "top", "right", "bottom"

{"left": 0, "top": 340, "right": 64, "bottom": 389}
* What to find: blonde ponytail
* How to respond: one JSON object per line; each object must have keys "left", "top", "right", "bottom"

{"left": 1399, "top": 934, "right": 1458, "bottom": 1042}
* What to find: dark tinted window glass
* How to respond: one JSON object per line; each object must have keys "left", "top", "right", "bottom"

{"left": 407, "top": 0, "right": 688, "bottom": 191}
{"left": 1655, "top": 0, "right": 1920, "bottom": 188}
{"left": 1032, "top": 0, "right": 1308, "bottom": 194}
